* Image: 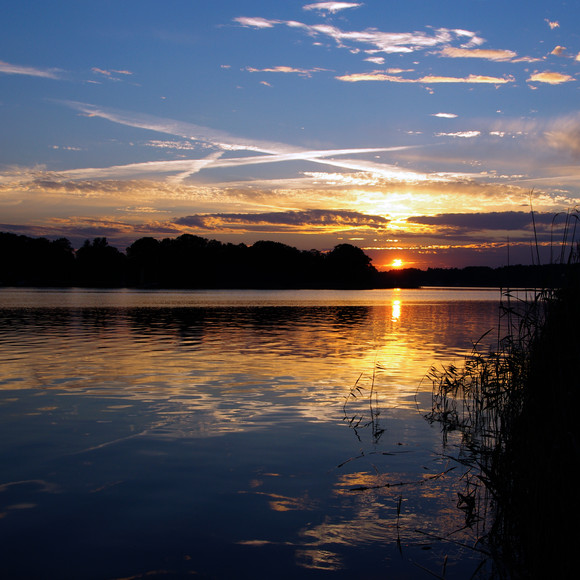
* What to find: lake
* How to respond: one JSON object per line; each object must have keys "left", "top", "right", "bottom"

{"left": 0, "top": 287, "right": 504, "bottom": 579}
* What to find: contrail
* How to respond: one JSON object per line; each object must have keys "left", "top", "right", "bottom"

{"left": 60, "top": 100, "right": 419, "bottom": 181}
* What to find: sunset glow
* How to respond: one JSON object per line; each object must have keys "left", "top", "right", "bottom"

{"left": 1, "top": 1, "right": 579, "bottom": 267}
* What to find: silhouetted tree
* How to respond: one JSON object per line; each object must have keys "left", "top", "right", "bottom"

{"left": 324, "top": 243, "right": 378, "bottom": 288}
{"left": 157, "top": 234, "right": 211, "bottom": 287}
{"left": 75, "top": 237, "right": 126, "bottom": 286}
{"left": 0, "top": 232, "right": 75, "bottom": 285}
{"left": 245, "top": 241, "right": 305, "bottom": 288}
{"left": 126, "top": 237, "right": 162, "bottom": 286}
{"left": 5, "top": 230, "right": 574, "bottom": 290}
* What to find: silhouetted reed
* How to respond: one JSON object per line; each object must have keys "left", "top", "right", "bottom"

{"left": 426, "top": 208, "right": 580, "bottom": 578}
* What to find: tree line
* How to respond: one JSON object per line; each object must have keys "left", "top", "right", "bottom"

{"left": 1, "top": 231, "right": 574, "bottom": 289}
{"left": 0, "top": 232, "right": 377, "bottom": 289}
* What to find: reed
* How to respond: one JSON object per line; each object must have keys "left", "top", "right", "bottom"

{"left": 426, "top": 209, "right": 580, "bottom": 578}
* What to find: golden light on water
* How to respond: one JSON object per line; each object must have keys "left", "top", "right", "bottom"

{"left": 392, "top": 299, "right": 401, "bottom": 321}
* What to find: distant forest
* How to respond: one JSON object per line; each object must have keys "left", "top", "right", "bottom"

{"left": 0, "top": 231, "right": 574, "bottom": 289}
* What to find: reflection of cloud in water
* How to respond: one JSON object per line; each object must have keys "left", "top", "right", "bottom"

{"left": 0, "top": 296, "right": 500, "bottom": 435}
{"left": 294, "top": 466, "right": 478, "bottom": 572}
{"left": 239, "top": 490, "right": 317, "bottom": 512}
{"left": 295, "top": 548, "right": 344, "bottom": 571}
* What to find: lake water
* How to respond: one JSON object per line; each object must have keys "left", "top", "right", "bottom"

{"left": 0, "top": 287, "right": 503, "bottom": 579}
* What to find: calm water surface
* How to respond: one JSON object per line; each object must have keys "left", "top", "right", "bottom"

{"left": 0, "top": 288, "right": 502, "bottom": 579}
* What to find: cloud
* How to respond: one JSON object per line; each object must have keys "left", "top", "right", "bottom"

{"left": 49, "top": 147, "right": 415, "bottom": 184}
{"left": 545, "top": 19, "right": 560, "bottom": 29}
{"left": 0, "top": 215, "right": 176, "bottom": 242}
{"left": 440, "top": 47, "right": 517, "bottom": 61}
{"left": 543, "top": 115, "right": 580, "bottom": 158}
{"left": 527, "top": 71, "right": 575, "bottom": 84}
{"left": 550, "top": 46, "right": 567, "bottom": 57}
{"left": 63, "top": 100, "right": 303, "bottom": 154}
{"left": 303, "top": 2, "right": 363, "bottom": 14}
{"left": 234, "top": 17, "right": 279, "bottom": 28}
{"left": 0, "top": 59, "right": 61, "bottom": 79}
{"left": 432, "top": 113, "right": 458, "bottom": 118}
{"left": 40, "top": 154, "right": 225, "bottom": 182}
{"left": 245, "top": 65, "right": 326, "bottom": 77}
{"left": 144, "top": 140, "right": 201, "bottom": 151}
{"left": 91, "top": 67, "right": 133, "bottom": 80}
{"left": 435, "top": 131, "right": 481, "bottom": 138}
{"left": 174, "top": 209, "right": 389, "bottom": 232}
{"left": 336, "top": 71, "right": 514, "bottom": 84}
{"left": 234, "top": 16, "right": 484, "bottom": 55}
{"left": 2, "top": 165, "right": 574, "bottom": 252}
{"left": 51, "top": 145, "right": 83, "bottom": 151}
{"left": 420, "top": 74, "right": 514, "bottom": 84}
{"left": 59, "top": 100, "right": 419, "bottom": 180}
{"left": 406, "top": 211, "right": 563, "bottom": 232}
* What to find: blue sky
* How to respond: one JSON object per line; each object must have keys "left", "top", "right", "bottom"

{"left": 1, "top": 0, "right": 580, "bottom": 268}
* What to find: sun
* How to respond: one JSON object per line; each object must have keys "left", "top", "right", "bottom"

{"left": 391, "top": 259, "right": 404, "bottom": 268}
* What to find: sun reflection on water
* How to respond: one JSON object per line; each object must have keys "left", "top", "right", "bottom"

{"left": 0, "top": 289, "right": 500, "bottom": 578}
{"left": 392, "top": 299, "right": 401, "bottom": 321}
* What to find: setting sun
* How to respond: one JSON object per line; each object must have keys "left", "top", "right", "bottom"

{"left": 391, "top": 259, "right": 404, "bottom": 268}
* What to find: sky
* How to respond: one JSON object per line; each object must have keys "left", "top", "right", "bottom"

{"left": 2, "top": 0, "right": 580, "bottom": 269}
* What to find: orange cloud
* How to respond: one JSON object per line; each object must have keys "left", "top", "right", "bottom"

{"left": 336, "top": 72, "right": 514, "bottom": 84}
{"left": 421, "top": 74, "right": 514, "bottom": 84}
{"left": 550, "top": 46, "right": 567, "bottom": 57}
{"left": 527, "top": 71, "right": 575, "bottom": 84}
{"left": 440, "top": 47, "right": 517, "bottom": 61}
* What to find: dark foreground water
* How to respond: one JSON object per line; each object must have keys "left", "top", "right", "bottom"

{"left": 0, "top": 288, "right": 502, "bottom": 579}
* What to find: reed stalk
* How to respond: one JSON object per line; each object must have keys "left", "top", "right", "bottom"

{"left": 426, "top": 209, "right": 580, "bottom": 578}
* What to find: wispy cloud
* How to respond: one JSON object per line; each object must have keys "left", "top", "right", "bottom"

{"left": 60, "top": 100, "right": 419, "bottom": 180}
{"left": 432, "top": 113, "right": 458, "bottom": 118}
{"left": 527, "top": 71, "right": 575, "bottom": 84}
{"left": 245, "top": 65, "right": 326, "bottom": 77}
{"left": 48, "top": 146, "right": 419, "bottom": 184}
{"left": 364, "top": 56, "right": 385, "bottom": 65}
{"left": 234, "top": 16, "right": 484, "bottom": 55}
{"left": 439, "top": 46, "right": 541, "bottom": 64}
{"left": 439, "top": 46, "right": 517, "bottom": 61}
{"left": 64, "top": 100, "right": 299, "bottom": 154}
{"left": 336, "top": 71, "right": 514, "bottom": 84}
{"left": 435, "top": 131, "right": 481, "bottom": 138}
{"left": 234, "top": 17, "right": 278, "bottom": 28}
{"left": 545, "top": 19, "right": 560, "bottom": 29}
{"left": 0, "top": 59, "right": 62, "bottom": 79}
{"left": 420, "top": 74, "right": 514, "bottom": 84}
{"left": 91, "top": 67, "right": 133, "bottom": 81}
{"left": 543, "top": 115, "right": 580, "bottom": 158}
{"left": 144, "top": 140, "right": 200, "bottom": 151}
{"left": 488, "top": 113, "right": 580, "bottom": 161}
{"left": 303, "top": 3, "right": 363, "bottom": 14}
